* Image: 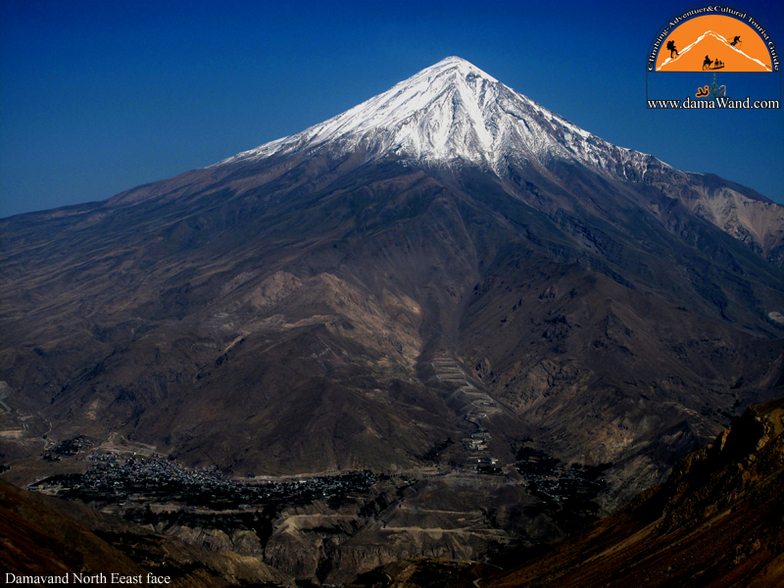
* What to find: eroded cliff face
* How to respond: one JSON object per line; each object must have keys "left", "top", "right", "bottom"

{"left": 108, "top": 472, "right": 536, "bottom": 586}
{"left": 656, "top": 399, "right": 784, "bottom": 534}
{"left": 670, "top": 177, "right": 784, "bottom": 266}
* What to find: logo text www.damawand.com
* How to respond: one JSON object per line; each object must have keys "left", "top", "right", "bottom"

{"left": 647, "top": 96, "right": 780, "bottom": 109}
{"left": 646, "top": 5, "right": 780, "bottom": 109}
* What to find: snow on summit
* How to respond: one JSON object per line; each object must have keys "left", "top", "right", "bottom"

{"left": 215, "top": 57, "right": 660, "bottom": 179}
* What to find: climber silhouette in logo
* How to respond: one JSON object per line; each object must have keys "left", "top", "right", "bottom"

{"left": 667, "top": 40, "right": 679, "bottom": 58}
{"left": 731, "top": 35, "right": 741, "bottom": 47}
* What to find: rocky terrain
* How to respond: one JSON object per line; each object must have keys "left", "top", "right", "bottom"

{"left": 0, "top": 478, "right": 296, "bottom": 587}
{"left": 1, "top": 57, "right": 783, "bottom": 582}
{"left": 345, "top": 397, "right": 784, "bottom": 587}
{"left": 5, "top": 396, "right": 782, "bottom": 587}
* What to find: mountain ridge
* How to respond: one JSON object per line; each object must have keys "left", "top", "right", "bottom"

{"left": 87, "top": 56, "right": 782, "bottom": 262}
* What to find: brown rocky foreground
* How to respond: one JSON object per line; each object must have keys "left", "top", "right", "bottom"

{"left": 346, "top": 397, "right": 784, "bottom": 588}
{"left": 3, "top": 397, "right": 782, "bottom": 587}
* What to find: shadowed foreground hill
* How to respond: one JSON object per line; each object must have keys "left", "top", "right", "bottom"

{"left": 0, "top": 480, "right": 295, "bottom": 587}
{"left": 348, "top": 397, "right": 784, "bottom": 588}
{"left": 484, "top": 399, "right": 784, "bottom": 588}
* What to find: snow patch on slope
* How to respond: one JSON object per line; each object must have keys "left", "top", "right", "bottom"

{"left": 212, "top": 56, "right": 666, "bottom": 181}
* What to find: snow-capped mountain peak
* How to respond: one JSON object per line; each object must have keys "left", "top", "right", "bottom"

{"left": 214, "top": 57, "right": 660, "bottom": 179}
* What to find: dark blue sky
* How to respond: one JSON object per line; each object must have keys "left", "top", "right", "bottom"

{"left": 2, "top": 0, "right": 782, "bottom": 217}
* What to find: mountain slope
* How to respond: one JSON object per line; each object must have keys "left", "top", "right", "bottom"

{"left": 91, "top": 57, "right": 783, "bottom": 266}
{"left": 1, "top": 56, "right": 782, "bottom": 518}
{"left": 470, "top": 398, "right": 784, "bottom": 588}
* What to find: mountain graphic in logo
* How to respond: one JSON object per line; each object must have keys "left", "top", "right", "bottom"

{"left": 658, "top": 30, "right": 772, "bottom": 72}
{"left": 655, "top": 15, "right": 773, "bottom": 72}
